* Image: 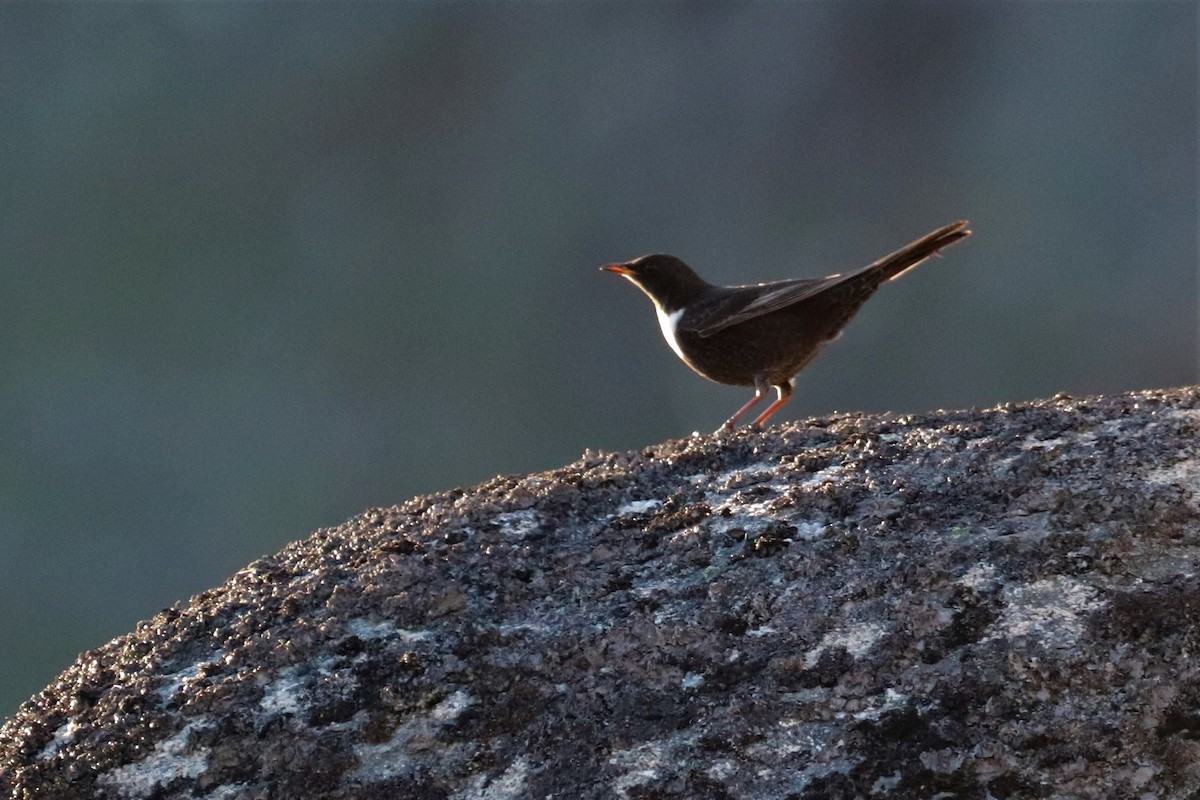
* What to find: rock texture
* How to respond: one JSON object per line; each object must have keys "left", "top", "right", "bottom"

{"left": 4, "top": 387, "right": 1200, "bottom": 799}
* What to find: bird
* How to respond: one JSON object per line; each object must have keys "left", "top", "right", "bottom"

{"left": 601, "top": 220, "right": 971, "bottom": 431}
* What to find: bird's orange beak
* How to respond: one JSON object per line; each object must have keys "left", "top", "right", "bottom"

{"left": 601, "top": 263, "right": 633, "bottom": 276}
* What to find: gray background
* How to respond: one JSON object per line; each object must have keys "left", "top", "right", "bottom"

{"left": 1, "top": 3, "right": 1195, "bottom": 718}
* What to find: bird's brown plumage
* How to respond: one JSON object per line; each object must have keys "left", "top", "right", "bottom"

{"left": 602, "top": 220, "right": 971, "bottom": 429}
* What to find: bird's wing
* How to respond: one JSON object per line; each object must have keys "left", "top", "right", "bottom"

{"left": 686, "top": 275, "right": 850, "bottom": 337}
{"left": 688, "top": 220, "right": 970, "bottom": 337}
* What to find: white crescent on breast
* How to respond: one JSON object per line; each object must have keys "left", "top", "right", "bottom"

{"left": 655, "top": 306, "right": 686, "bottom": 360}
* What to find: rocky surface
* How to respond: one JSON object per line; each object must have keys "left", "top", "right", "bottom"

{"left": 4, "top": 387, "right": 1200, "bottom": 799}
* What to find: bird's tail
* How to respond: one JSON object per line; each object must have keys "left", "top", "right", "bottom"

{"left": 872, "top": 220, "right": 972, "bottom": 282}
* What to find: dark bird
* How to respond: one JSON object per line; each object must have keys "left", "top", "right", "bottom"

{"left": 601, "top": 220, "right": 971, "bottom": 430}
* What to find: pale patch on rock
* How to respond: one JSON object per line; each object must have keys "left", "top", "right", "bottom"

{"left": 345, "top": 617, "right": 400, "bottom": 640}
{"left": 352, "top": 690, "right": 475, "bottom": 780}
{"left": 609, "top": 732, "right": 699, "bottom": 799}
{"left": 259, "top": 667, "right": 306, "bottom": 717}
{"left": 1146, "top": 457, "right": 1200, "bottom": 510}
{"left": 805, "top": 621, "right": 886, "bottom": 667}
{"left": 992, "top": 576, "right": 1104, "bottom": 645}
{"left": 494, "top": 509, "right": 539, "bottom": 537}
{"left": 615, "top": 499, "right": 662, "bottom": 516}
{"left": 36, "top": 719, "right": 81, "bottom": 761}
{"left": 452, "top": 756, "right": 530, "bottom": 800}
{"left": 97, "top": 723, "right": 207, "bottom": 799}
{"left": 957, "top": 562, "right": 997, "bottom": 590}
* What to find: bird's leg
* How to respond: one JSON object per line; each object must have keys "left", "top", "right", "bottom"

{"left": 751, "top": 380, "right": 794, "bottom": 428}
{"left": 719, "top": 393, "right": 763, "bottom": 431}
{"left": 718, "top": 375, "right": 772, "bottom": 431}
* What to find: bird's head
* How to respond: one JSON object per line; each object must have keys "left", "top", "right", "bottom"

{"left": 600, "top": 254, "right": 710, "bottom": 312}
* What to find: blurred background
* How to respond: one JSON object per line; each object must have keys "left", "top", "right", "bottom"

{"left": 1, "top": 4, "right": 1194, "bottom": 718}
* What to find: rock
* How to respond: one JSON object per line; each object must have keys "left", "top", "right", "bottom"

{"left": 4, "top": 387, "right": 1200, "bottom": 799}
